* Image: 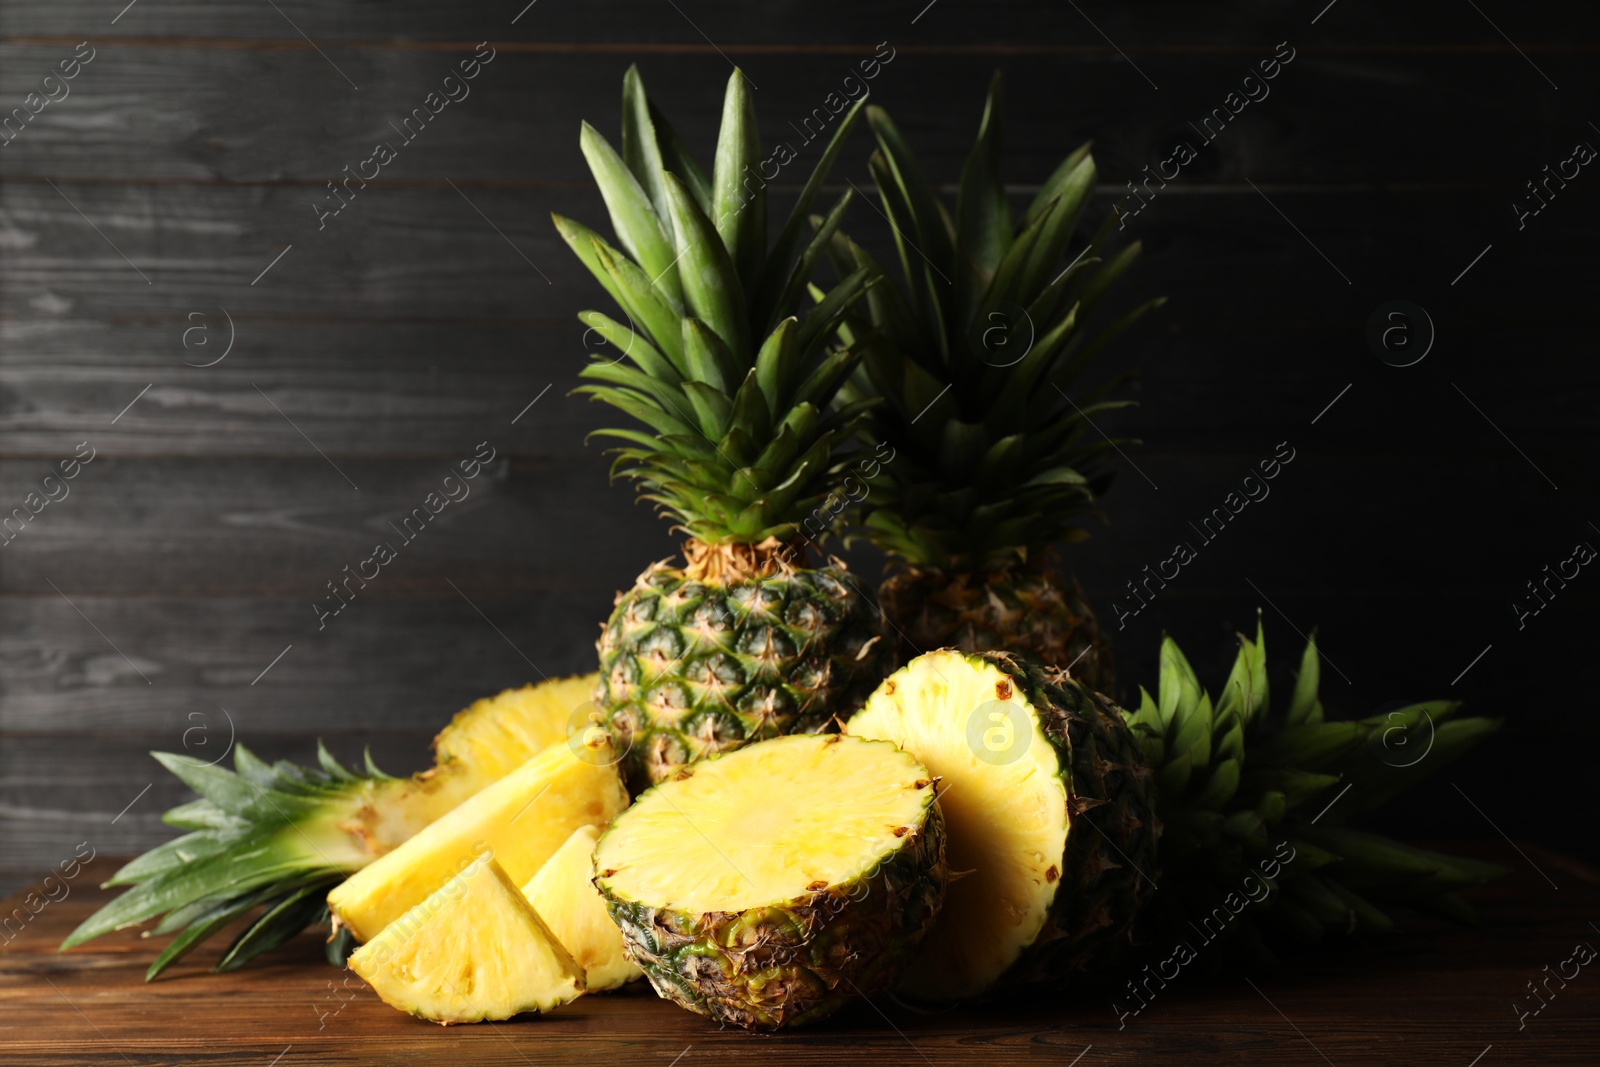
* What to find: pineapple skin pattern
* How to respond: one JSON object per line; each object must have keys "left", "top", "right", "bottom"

{"left": 880, "top": 564, "right": 1115, "bottom": 694}
{"left": 599, "top": 802, "right": 946, "bottom": 1030}
{"left": 978, "top": 651, "right": 1158, "bottom": 980}
{"left": 596, "top": 553, "right": 889, "bottom": 791}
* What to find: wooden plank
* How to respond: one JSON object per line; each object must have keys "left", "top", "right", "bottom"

{"left": 2, "top": 319, "right": 1595, "bottom": 461}
{"left": 0, "top": 444, "right": 1580, "bottom": 601}
{"left": 3, "top": 180, "right": 1594, "bottom": 335}
{"left": 0, "top": 590, "right": 628, "bottom": 735}
{"left": 0, "top": 845, "right": 1594, "bottom": 1064}
{"left": 0, "top": 317, "right": 600, "bottom": 458}
{"left": 0, "top": 453, "right": 679, "bottom": 595}
{"left": 0, "top": 0, "right": 1592, "bottom": 47}
{"left": 2, "top": 312, "right": 1596, "bottom": 457}
{"left": 1, "top": 458, "right": 1590, "bottom": 719}
{"left": 1, "top": 44, "right": 1594, "bottom": 184}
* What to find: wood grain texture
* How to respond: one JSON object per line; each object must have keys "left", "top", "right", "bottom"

{"left": 1, "top": 845, "right": 1596, "bottom": 1065}
{"left": 2, "top": 181, "right": 1592, "bottom": 326}
{"left": 1, "top": 315, "right": 1595, "bottom": 464}
{"left": 1, "top": 45, "right": 1594, "bottom": 185}
{"left": 2, "top": 0, "right": 1596, "bottom": 47}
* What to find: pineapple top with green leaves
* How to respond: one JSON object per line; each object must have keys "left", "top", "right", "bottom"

{"left": 831, "top": 73, "right": 1163, "bottom": 573}
{"left": 557, "top": 66, "right": 880, "bottom": 556}
{"left": 1127, "top": 618, "right": 1506, "bottom": 966}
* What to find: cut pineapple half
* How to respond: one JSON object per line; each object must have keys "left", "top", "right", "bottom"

{"left": 847, "top": 650, "right": 1070, "bottom": 1000}
{"left": 595, "top": 734, "right": 946, "bottom": 1030}
{"left": 521, "top": 825, "right": 641, "bottom": 992}
{"left": 344, "top": 675, "right": 597, "bottom": 853}
{"left": 349, "top": 851, "right": 584, "bottom": 1024}
{"left": 329, "top": 736, "right": 629, "bottom": 943}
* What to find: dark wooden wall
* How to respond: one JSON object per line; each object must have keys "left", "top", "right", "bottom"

{"left": 1, "top": 1, "right": 1595, "bottom": 892}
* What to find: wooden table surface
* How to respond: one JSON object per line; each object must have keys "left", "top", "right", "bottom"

{"left": 2, "top": 845, "right": 1596, "bottom": 1065}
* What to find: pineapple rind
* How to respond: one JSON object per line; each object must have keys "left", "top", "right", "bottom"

{"left": 597, "top": 560, "right": 888, "bottom": 790}
{"left": 595, "top": 735, "right": 946, "bottom": 1030}
{"left": 329, "top": 739, "right": 629, "bottom": 943}
{"left": 521, "top": 825, "right": 641, "bottom": 992}
{"left": 879, "top": 564, "right": 1114, "bottom": 692}
{"left": 350, "top": 852, "right": 585, "bottom": 1024}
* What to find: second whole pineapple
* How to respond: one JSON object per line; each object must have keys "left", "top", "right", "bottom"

{"left": 559, "top": 67, "right": 891, "bottom": 790}
{"left": 832, "top": 74, "right": 1164, "bottom": 693}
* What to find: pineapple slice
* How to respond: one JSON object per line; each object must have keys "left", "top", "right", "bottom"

{"left": 349, "top": 851, "right": 585, "bottom": 1024}
{"left": 594, "top": 734, "right": 946, "bottom": 1030}
{"left": 330, "top": 737, "right": 629, "bottom": 943}
{"left": 521, "top": 825, "right": 641, "bottom": 992}
{"left": 344, "top": 676, "right": 597, "bottom": 853}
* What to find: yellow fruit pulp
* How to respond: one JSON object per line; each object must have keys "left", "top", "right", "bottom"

{"left": 595, "top": 734, "right": 931, "bottom": 912}
{"left": 846, "top": 650, "right": 1069, "bottom": 1000}
{"left": 349, "top": 851, "right": 584, "bottom": 1024}
{"left": 329, "top": 736, "right": 628, "bottom": 942}
{"left": 341, "top": 676, "right": 597, "bottom": 855}
{"left": 521, "top": 825, "right": 641, "bottom": 992}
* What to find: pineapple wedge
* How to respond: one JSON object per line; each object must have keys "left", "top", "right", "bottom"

{"left": 521, "top": 825, "right": 641, "bottom": 992}
{"left": 349, "top": 851, "right": 585, "bottom": 1024}
{"left": 345, "top": 676, "right": 598, "bottom": 853}
{"left": 329, "top": 737, "right": 628, "bottom": 943}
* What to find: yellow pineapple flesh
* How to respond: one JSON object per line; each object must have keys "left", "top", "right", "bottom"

{"left": 328, "top": 736, "right": 629, "bottom": 942}
{"left": 342, "top": 676, "right": 597, "bottom": 854}
{"left": 349, "top": 851, "right": 585, "bottom": 1024}
{"left": 521, "top": 825, "right": 641, "bottom": 992}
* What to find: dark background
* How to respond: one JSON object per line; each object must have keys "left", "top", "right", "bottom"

{"left": 0, "top": 0, "right": 1594, "bottom": 894}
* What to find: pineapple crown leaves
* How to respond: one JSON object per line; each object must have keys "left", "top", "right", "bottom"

{"left": 1126, "top": 614, "right": 1506, "bottom": 964}
{"left": 829, "top": 71, "right": 1164, "bottom": 572}
{"left": 557, "top": 65, "right": 882, "bottom": 546}
{"left": 62, "top": 742, "right": 382, "bottom": 979}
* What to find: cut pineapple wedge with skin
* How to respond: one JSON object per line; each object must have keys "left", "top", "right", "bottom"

{"left": 344, "top": 676, "right": 598, "bottom": 854}
{"left": 349, "top": 851, "right": 585, "bottom": 1024}
{"left": 847, "top": 651, "right": 1069, "bottom": 1001}
{"left": 329, "top": 736, "right": 629, "bottom": 943}
{"left": 521, "top": 825, "right": 641, "bottom": 992}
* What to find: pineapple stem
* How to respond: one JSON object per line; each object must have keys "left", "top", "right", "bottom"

{"left": 682, "top": 536, "right": 810, "bottom": 582}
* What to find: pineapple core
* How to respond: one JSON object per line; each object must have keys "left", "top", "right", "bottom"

{"left": 349, "top": 851, "right": 584, "bottom": 1024}
{"left": 848, "top": 651, "right": 1069, "bottom": 1000}
{"left": 595, "top": 734, "right": 932, "bottom": 912}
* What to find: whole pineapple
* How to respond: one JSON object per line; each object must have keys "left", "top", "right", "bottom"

{"left": 831, "top": 73, "right": 1163, "bottom": 693}
{"left": 558, "top": 67, "right": 891, "bottom": 790}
